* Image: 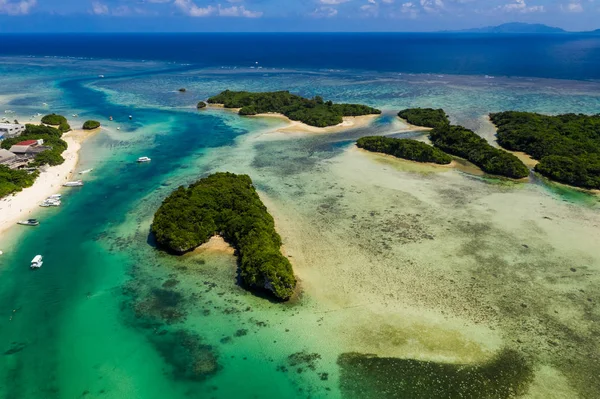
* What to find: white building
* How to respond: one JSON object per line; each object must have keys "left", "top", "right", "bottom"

{"left": 0, "top": 123, "right": 26, "bottom": 139}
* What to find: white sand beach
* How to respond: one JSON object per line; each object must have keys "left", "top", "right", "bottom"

{"left": 0, "top": 128, "right": 98, "bottom": 238}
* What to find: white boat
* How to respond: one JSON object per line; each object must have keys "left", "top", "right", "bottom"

{"left": 40, "top": 199, "right": 61, "bottom": 207}
{"left": 31, "top": 255, "right": 43, "bottom": 269}
{"left": 137, "top": 156, "right": 151, "bottom": 163}
{"left": 18, "top": 219, "right": 39, "bottom": 226}
{"left": 63, "top": 180, "right": 84, "bottom": 187}
{"left": 116, "top": 127, "right": 120, "bottom": 130}
{"left": 47, "top": 194, "right": 61, "bottom": 199}
{"left": 79, "top": 168, "right": 93, "bottom": 175}
{"left": 99, "top": 75, "right": 105, "bottom": 78}
{"left": 72, "top": 114, "right": 79, "bottom": 117}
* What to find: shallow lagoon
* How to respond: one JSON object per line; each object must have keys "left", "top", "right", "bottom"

{"left": 0, "top": 58, "right": 599, "bottom": 398}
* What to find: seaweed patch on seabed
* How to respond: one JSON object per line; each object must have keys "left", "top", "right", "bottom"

{"left": 337, "top": 349, "right": 534, "bottom": 399}
{"left": 151, "top": 329, "right": 220, "bottom": 382}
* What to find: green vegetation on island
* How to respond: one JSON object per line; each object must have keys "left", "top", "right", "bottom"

{"left": 490, "top": 111, "right": 600, "bottom": 189}
{"left": 1, "top": 124, "right": 68, "bottom": 167}
{"left": 430, "top": 124, "right": 530, "bottom": 178}
{"left": 207, "top": 90, "right": 381, "bottom": 128}
{"left": 357, "top": 136, "right": 452, "bottom": 165}
{"left": 151, "top": 172, "right": 296, "bottom": 300}
{"left": 41, "top": 113, "right": 71, "bottom": 133}
{"left": 82, "top": 120, "right": 101, "bottom": 130}
{"left": 0, "top": 166, "right": 39, "bottom": 198}
{"left": 197, "top": 101, "right": 207, "bottom": 109}
{"left": 398, "top": 108, "right": 450, "bottom": 128}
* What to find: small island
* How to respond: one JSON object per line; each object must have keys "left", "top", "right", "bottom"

{"left": 41, "top": 113, "right": 71, "bottom": 133}
{"left": 151, "top": 172, "right": 296, "bottom": 301}
{"left": 398, "top": 108, "right": 449, "bottom": 128}
{"left": 430, "top": 124, "right": 530, "bottom": 179}
{"left": 357, "top": 136, "right": 452, "bottom": 165}
{"left": 82, "top": 120, "right": 101, "bottom": 130}
{"left": 196, "top": 101, "right": 207, "bottom": 109}
{"left": 207, "top": 90, "right": 381, "bottom": 128}
{"left": 490, "top": 111, "right": 600, "bottom": 189}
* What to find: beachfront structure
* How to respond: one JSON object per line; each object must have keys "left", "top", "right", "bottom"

{"left": 0, "top": 149, "right": 17, "bottom": 166}
{"left": 0, "top": 123, "right": 25, "bottom": 139}
{"left": 9, "top": 140, "right": 49, "bottom": 155}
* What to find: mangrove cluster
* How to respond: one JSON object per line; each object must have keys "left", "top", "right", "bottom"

{"left": 82, "top": 120, "right": 101, "bottom": 130}
{"left": 429, "top": 124, "right": 530, "bottom": 178}
{"left": 357, "top": 136, "right": 452, "bottom": 165}
{"left": 1, "top": 124, "right": 68, "bottom": 167}
{"left": 41, "top": 113, "right": 71, "bottom": 133}
{"left": 207, "top": 90, "right": 381, "bottom": 128}
{"left": 151, "top": 172, "right": 296, "bottom": 301}
{"left": 398, "top": 108, "right": 450, "bottom": 128}
{"left": 490, "top": 111, "right": 600, "bottom": 189}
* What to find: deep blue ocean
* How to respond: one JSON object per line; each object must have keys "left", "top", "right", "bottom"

{"left": 1, "top": 33, "right": 600, "bottom": 80}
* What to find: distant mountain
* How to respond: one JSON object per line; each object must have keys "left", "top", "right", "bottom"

{"left": 450, "top": 23, "right": 566, "bottom": 34}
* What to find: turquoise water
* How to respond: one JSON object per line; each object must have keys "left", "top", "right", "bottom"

{"left": 1, "top": 58, "right": 600, "bottom": 398}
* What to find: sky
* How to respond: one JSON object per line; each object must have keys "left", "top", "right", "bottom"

{"left": 0, "top": 0, "right": 599, "bottom": 32}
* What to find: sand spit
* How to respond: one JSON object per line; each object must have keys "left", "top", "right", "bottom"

{"left": 206, "top": 104, "right": 379, "bottom": 134}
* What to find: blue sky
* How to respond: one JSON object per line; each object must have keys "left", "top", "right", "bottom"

{"left": 0, "top": 0, "right": 598, "bottom": 32}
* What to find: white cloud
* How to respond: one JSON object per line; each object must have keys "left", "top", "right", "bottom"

{"left": 420, "top": 0, "right": 444, "bottom": 13}
{"left": 561, "top": 1, "right": 584, "bottom": 12}
{"left": 319, "top": 0, "right": 349, "bottom": 4}
{"left": 497, "top": 0, "right": 544, "bottom": 13}
{"left": 91, "top": 1, "right": 109, "bottom": 15}
{"left": 0, "top": 0, "right": 36, "bottom": 15}
{"left": 312, "top": 6, "right": 339, "bottom": 17}
{"left": 174, "top": 0, "right": 262, "bottom": 17}
{"left": 401, "top": 1, "right": 418, "bottom": 17}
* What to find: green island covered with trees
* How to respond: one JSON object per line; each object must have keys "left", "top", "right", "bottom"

{"left": 82, "top": 120, "right": 101, "bottom": 130}
{"left": 197, "top": 101, "right": 207, "bottom": 109}
{"left": 429, "top": 124, "right": 530, "bottom": 179}
{"left": 490, "top": 111, "right": 600, "bottom": 189}
{"left": 207, "top": 90, "right": 381, "bottom": 128}
{"left": 398, "top": 108, "right": 450, "bottom": 128}
{"left": 1, "top": 124, "right": 69, "bottom": 167}
{"left": 41, "top": 113, "right": 71, "bottom": 133}
{"left": 151, "top": 172, "right": 296, "bottom": 301}
{"left": 357, "top": 136, "right": 452, "bottom": 165}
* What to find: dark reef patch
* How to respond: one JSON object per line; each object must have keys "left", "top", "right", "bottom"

{"left": 151, "top": 330, "right": 220, "bottom": 382}
{"left": 337, "top": 349, "right": 534, "bottom": 399}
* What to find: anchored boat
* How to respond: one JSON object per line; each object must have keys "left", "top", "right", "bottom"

{"left": 137, "top": 156, "right": 151, "bottom": 163}
{"left": 18, "top": 219, "right": 39, "bottom": 226}
{"left": 31, "top": 255, "right": 43, "bottom": 269}
{"left": 63, "top": 180, "right": 84, "bottom": 187}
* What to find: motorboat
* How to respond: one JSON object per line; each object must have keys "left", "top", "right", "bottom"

{"left": 40, "top": 199, "right": 61, "bottom": 207}
{"left": 79, "top": 169, "right": 93, "bottom": 175}
{"left": 63, "top": 180, "right": 84, "bottom": 187}
{"left": 18, "top": 219, "right": 40, "bottom": 226}
{"left": 99, "top": 75, "right": 105, "bottom": 78}
{"left": 137, "top": 156, "right": 151, "bottom": 163}
{"left": 31, "top": 255, "right": 43, "bottom": 269}
{"left": 47, "top": 194, "right": 62, "bottom": 199}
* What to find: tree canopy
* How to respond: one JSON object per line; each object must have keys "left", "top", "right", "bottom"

{"left": 41, "top": 113, "right": 71, "bottom": 133}
{"left": 490, "top": 111, "right": 600, "bottom": 189}
{"left": 0, "top": 165, "right": 38, "bottom": 198}
{"left": 357, "top": 136, "right": 452, "bottom": 164}
{"left": 197, "top": 101, "right": 207, "bottom": 109}
{"left": 429, "top": 124, "right": 530, "bottom": 179}
{"left": 398, "top": 108, "right": 450, "bottom": 128}
{"left": 207, "top": 90, "right": 381, "bottom": 128}
{"left": 151, "top": 172, "right": 296, "bottom": 301}
{"left": 82, "top": 120, "right": 101, "bottom": 130}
